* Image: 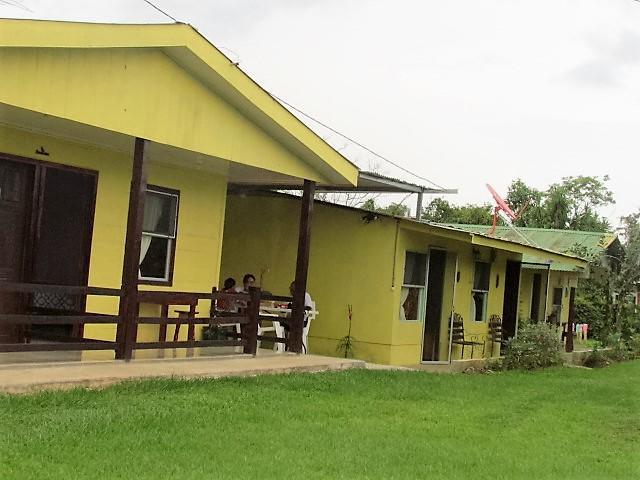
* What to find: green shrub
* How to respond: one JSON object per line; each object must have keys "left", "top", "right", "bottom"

{"left": 627, "top": 335, "right": 640, "bottom": 360}
{"left": 503, "top": 322, "right": 563, "bottom": 370}
{"left": 583, "top": 347, "right": 610, "bottom": 368}
{"left": 485, "top": 357, "right": 504, "bottom": 372}
{"left": 604, "top": 333, "right": 629, "bottom": 362}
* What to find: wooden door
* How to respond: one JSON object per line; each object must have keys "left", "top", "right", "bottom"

{"left": 530, "top": 273, "right": 542, "bottom": 322}
{"left": 422, "top": 249, "right": 447, "bottom": 362}
{"left": 0, "top": 159, "right": 34, "bottom": 342}
{"left": 28, "top": 165, "right": 97, "bottom": 339}
{"left": 501, "top": 261, "right": 521, "bottom": 342}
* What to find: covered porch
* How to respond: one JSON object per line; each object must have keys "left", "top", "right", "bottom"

{"left": 0, "top": 19, "right": 359, "bottom": 364}
{"left": 0, "top": 108, "right": 324, "bottom": 361}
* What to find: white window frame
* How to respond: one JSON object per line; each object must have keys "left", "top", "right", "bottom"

{"left": 400, "top": 252, "right": 428, "bottom": 322}
{"left": 471, "top": 262, "right": 490, "bottom": 322}
{"left": 139, "top": 188, "right": 179, "bottom": 283}
{"left": 550, "top": 287, "right": 564, "bottom": 324}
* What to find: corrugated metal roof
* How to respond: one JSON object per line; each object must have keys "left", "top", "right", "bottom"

{"left": 232, "top": 190, "right": 588, "bottom": 271}
{"left": 427, "top": 223, "right": 587, "bottom": 271}
{"left": 442, "top": 224, "right": 617, "bottom": 257}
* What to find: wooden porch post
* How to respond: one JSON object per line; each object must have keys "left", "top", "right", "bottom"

{"left": 115, "top": 137, "right": 148, "bottom": 361}
{"left": 566, "top": 287, "right": 576, "bottom": 353}
{"left": 289, "top": 180, "right": 315, "bottom": 354}
{"left": 244, "top": 287, "right": 261, "bottom": 355}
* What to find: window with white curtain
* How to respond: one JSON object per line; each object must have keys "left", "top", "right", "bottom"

{"left": 400, "top": 252, "right": 427, "bottom": 321}
{"left": 471, "top": 261, "right": 490, "bottom": 322}
{"left": 139, "top": 187, "right": 179, "bottom": 283}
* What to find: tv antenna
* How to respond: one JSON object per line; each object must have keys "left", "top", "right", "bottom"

{"left": 486, "top": 184, "right": 537, "bottom": 247}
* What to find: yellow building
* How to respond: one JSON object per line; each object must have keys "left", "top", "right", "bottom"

{"left": 220, "top": 192, "right": 588, "bottom": 366}
{"left": 0, "top": 19, "right": 358, "bottom": 358}
{"left": 449, "top": 225, "right": 621, "bottom": 330}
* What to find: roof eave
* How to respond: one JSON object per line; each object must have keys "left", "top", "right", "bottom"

{"left": 0, "top": 18, "right": 359, "bottom": 186}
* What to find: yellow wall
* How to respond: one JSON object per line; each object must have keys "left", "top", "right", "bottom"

{"left": 519, "top": 269, "right": 549, "bottom": 322}
{"left": 221, "top": 194, "right": 398, "bottom": 365}
{"left": 0, "top": 47, "right": 333, "bottom": 184}
{"left": 221, "top": 193, "right": 525, "bottom": 366}
{"left": 518, "top": 269, "right": 579, "bottom": 326}
{"left": 390, "top": 229, "right": 461, "bottom": 364}
{"left": 390, "top": 230, "right": 520, "bottom": 364}
{"left": 0, "top": 124, "right": 227, "bottom": 343}
{"left": 545, "top": 271, "right": 580, "bottom": 326}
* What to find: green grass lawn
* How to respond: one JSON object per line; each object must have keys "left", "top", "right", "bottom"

{"left": 1, "top": 362, "right": 639, "bottom": 480}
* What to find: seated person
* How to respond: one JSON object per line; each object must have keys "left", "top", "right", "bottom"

{"left": 235, "top": 273, "right": 256, "bottom": 293}
{"left": 217, "top": 277, "right": 238, "bottom": 312}
{"left": 223, "top": 277, "right": 236, "bottom": 292}
{"left": 282, "top": 281, "right": 313, "bottom": 332}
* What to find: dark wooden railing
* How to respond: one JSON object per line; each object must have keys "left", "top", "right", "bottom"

{"left": 0, "top": 283, "right": 264, "bottom": 357}
{"left": 0, "top": 282, "right": 122, "bottom": 353}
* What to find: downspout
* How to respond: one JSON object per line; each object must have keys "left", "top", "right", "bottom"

{"left": 514, "top": 262, "right": 523, "bottom": 337}
{"left": 543, "top": 264, "right": 551, "bottom": 322}
{"left": 391, "top": 219, "right": 400, "bottom": 289}
{"left": 447, "top": 253, "right": 459, "bottom": 364}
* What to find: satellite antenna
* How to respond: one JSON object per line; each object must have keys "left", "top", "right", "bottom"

{"left": 486, "top": 184, "right": 537, "bottom": 246}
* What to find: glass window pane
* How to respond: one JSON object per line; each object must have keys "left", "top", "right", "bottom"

{"left": 143, "top": 191, "right": 178, "bottom": 237}
{"left": 403, "top": 252, "right": 427, "bottom": 285}
{"left": 140, "top": 236, "right": 170, "bottom": 280}
{"left": 473, "top": 262, "right": 490, "bottom": 291}
{"left": 401, "top": 287, "right": 422, "bottom": 321}
{"left": 553, "top": 288, "right": 563, "bottom": 306}
{"left": 0, "top": 165, "right": 23, "bottom": 202}
{"left": 472, "top": 291, "right": 487, "bottom": 322}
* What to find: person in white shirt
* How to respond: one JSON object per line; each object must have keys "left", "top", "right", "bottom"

{"left": 289, "top": 281, "right": 313, "bottom": 312}
{"left": 277, "top": 281, "right": 314, "bottom": 352}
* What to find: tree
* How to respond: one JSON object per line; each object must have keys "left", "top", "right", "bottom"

{"left": 316, "top": 192, "right": 379, "bottom": 209}
{"left": 609, "top": 212, "right": 640, "bottom": 333}
{"left": 423, "top": 175, "right": 614, "bottom": 232}
{"left": 543, "top": 176, "right": 613, "bottom": 232}
{"left": 505, "top": 179, "right": 545, "bottom": 228}
{"left": 378, "top": 202, "right": 411, "bottom": 217}
{"left": 421, "top": 198, "right": 455, "bottom": 223}
{"left": 360, "top": 198, "right": 411, "bottom": 217}
{"left": 574, "top": 210, "right": 640, "bottom": 339}
{"left": 361, "top": 198, "right": 377, "bottom": 211}
{"left": 421, "top": 198, "right": 493, "bottom": 225}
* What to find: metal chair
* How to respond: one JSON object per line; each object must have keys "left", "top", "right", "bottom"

{"left": 488, "top": 314, "right": 503, "bottom": 357}
{"left": 450, "top": 313, "right": 483, "bottom": 360}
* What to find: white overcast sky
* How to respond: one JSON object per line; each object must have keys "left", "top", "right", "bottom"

{"left": 2, "top": 0, "right": 640, "bottom": 223}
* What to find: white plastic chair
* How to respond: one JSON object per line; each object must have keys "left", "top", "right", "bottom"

{"left": 268, "top": 303, "right": 318, "bottom": 354}
{"left": 273, "top": 321, "right": 286, "bottom": 353}
{"left": 302, "top": 302, "right": 318, "bottom": 354}
{"left": 256, "top": 316, "right": 277, "bottom": 351}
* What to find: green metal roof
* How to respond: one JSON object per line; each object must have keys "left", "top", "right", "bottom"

{"left": 442, "top": 224, "right": 618, "bottom": 272}
{"left": 443, "top": 225, "right": 617, "bottom": 254}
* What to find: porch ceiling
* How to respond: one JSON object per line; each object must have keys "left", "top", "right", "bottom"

{"left": 0, "top": 103, "right": 314, "bottom": 186}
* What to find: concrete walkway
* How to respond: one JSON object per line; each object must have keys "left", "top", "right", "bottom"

{"left": 0, "top": 353, "right": 365, "bottom": 394}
